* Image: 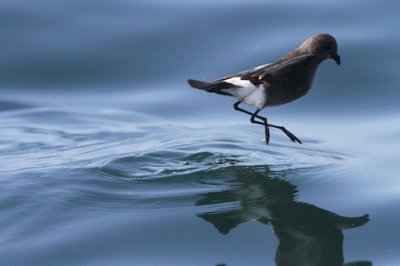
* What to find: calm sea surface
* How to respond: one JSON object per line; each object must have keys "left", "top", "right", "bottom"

{"left": 1, "top": 0, "right": 400, "bottom": 265}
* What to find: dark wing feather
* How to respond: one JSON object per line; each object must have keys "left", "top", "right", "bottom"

{"left": 214, "top": 63, "right": 273, "bottom": 85}
{"left": 254, "top": 54, "right": 315, "bottom": 83}
{"left": 214, "top": 54, "right": 315, "bottom": 85}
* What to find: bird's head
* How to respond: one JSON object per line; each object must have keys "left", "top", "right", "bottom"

{"left": 300, "top": 33, "right": 341, "bottom": 65}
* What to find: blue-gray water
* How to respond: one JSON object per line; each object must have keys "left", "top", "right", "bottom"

{"left": 1, "top": 1, "right": 399, "bottom": 265}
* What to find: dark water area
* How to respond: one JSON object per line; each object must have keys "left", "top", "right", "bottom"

{"left": 1, "top": 0, "right": 400, "bottom": 265}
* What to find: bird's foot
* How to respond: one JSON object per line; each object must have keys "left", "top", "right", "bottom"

{"left": 281, "top": 128, "right": 302, "bottom": 144}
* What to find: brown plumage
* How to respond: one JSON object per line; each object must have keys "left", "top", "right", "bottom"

{"left": 188, "top": 33, "right": 340, "bottom": 145}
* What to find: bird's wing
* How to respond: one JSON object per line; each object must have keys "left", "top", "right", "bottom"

{"left": 254, "top": 54, "right": 315, "bottom": 82}
{"left": 215, "top": 54, "right": 315, "bottom": 85}
{"left": 214, "top": 63, "right": 272, "bottom": 85}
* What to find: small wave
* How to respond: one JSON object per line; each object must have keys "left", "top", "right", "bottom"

{"left": 97, "top": 127, "right": 349, "bottom": 182}
{"left": 0, "top": 107, "right": 352, "bottom": 181}
{"left": 98, "top": 150, "right": 244, "bottom": 180}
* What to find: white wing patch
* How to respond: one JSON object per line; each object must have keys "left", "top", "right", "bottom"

{"left": 222, "top": 77, "right": 267, "bottom": 109}
{"left": 254, "top": 63, "right": 271, "bottom": 70}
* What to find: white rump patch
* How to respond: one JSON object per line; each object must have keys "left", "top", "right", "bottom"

{"left": 222, "top": 77, "right": 267, "bottom": 109}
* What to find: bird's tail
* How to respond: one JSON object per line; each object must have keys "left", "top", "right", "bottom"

{"left": 187, "top": 79, "right": 233, "bottom": 96}
{"left": 187, "top": 79, "right": 215, "bottom": 89}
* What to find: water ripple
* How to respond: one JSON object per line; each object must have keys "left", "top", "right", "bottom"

{"left": 97, "top": 126, "right": 350, "bottom": 181}
{"left": 0, "top": 108, "right": 352, "bottom": 178}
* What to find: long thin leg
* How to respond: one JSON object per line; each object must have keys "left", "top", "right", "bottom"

{"left": 234, "top": 101, "right": 269, "bottom": 143}
{"left": 267, "top": 124, "right": 302, "bottom": 144}
{"left": 233, "top": 101, "right": 302, "bottom": 144}
{"left": 233, "top": 101, "right": 264, "bottom": 123}
{"left": 251, "top": 109, "right": 270, "bottom": 145}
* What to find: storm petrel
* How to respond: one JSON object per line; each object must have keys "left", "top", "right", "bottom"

{"left": 187, "top": 33, "right": 340, "bottom": 145}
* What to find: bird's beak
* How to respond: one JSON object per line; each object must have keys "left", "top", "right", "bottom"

{"left": 332, "top": 54, "right": 341, "bottom": 65}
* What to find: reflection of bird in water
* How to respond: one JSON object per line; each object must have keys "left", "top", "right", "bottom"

{"left": 196, "top": 168, "right": 371, "bottom": 266}
{"left": 266, "top": 202, "right": 369, "bottom": 266}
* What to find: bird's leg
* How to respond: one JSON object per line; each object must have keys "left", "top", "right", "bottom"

{"left": 234, "top": 102, "right": 265, "bottom": 124}
{"left": 233, "top": 101, "right": 302, "bottom": 144}
{"left": 251, "top": 109, "right": 270, "bottom": 145}
{"left": 234, "top": 101, "right": 270, "bottom": 144}
{"left": 233, "top": 101, "right": 261, "bottom": 120}
{"left": 267, "top": 124, "right": 302, "bottom": 144}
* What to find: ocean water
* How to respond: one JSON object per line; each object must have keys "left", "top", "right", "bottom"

{"left": 1, "top": 0, "right": 399, "bottom": 265}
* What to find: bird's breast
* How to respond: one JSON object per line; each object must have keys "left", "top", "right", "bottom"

{"left": 266, "top": 80, "right": 312, "bottom": 106}
{"left": 266, "top": 64, "right": 318, "bottom": 106}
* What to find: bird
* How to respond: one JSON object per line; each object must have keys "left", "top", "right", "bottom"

{"left": 187, "top": 33, "right": 341, "bottom": 145}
